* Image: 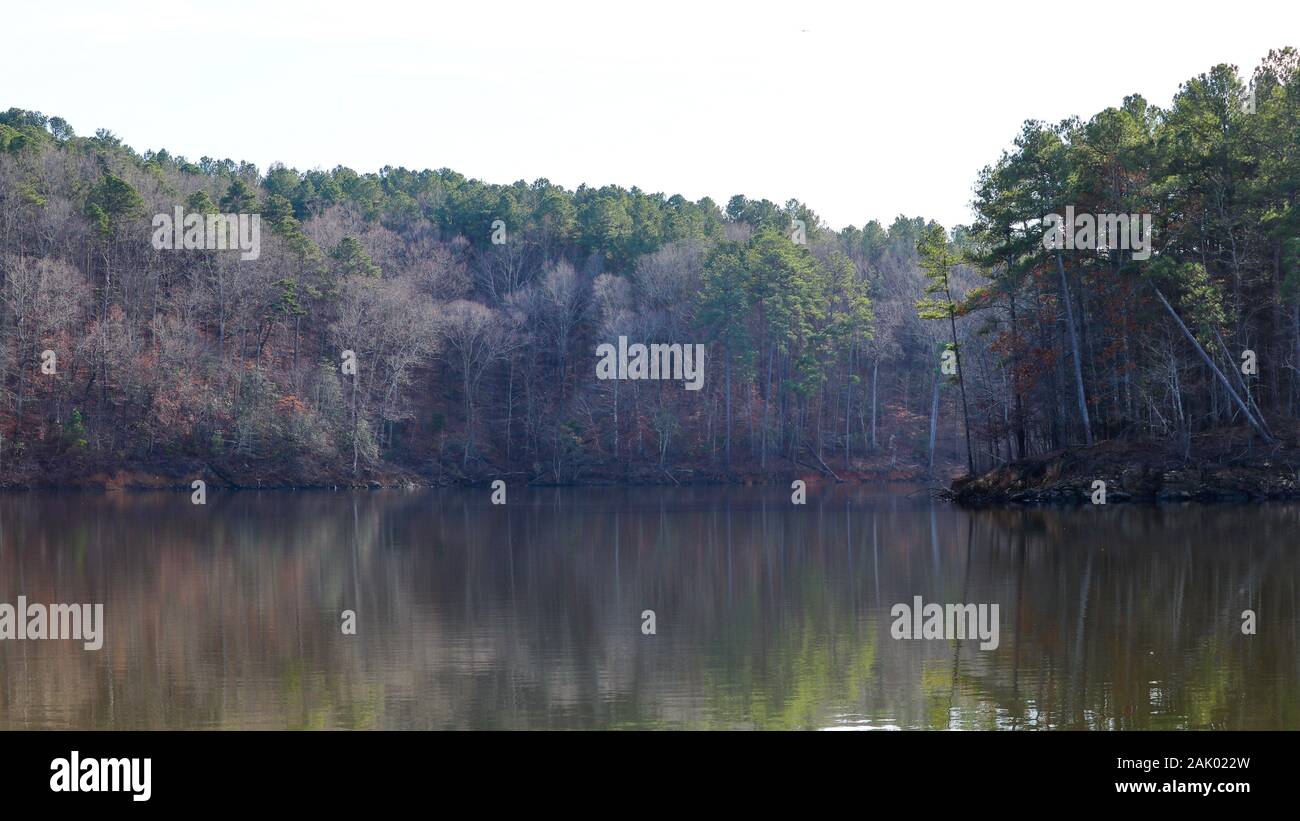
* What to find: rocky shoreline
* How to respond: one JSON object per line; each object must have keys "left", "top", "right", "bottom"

{"left": 949, "top": 433, "right": 1300, "bottom": 506}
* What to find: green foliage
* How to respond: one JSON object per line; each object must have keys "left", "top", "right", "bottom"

{"left": 84, "top": 173, "right": 144, "bottom": 237}
{"left": 916, "top": 223, "right": 962, "bottom": 321}
{"left": 330, "top": 236, "right": 380, "bottom": 278}
{"left": 700, "top": 228, "right": 873, "bottom": 398}
{"left": 64, "top": 409, "right": 88, "bottom": 450}
{"left": 185, "top": 190, "right": 219, "bottom": 215}
{"left": 699, "top": 242, "right": 755, "bottom": 376}
{"left": 219, "top": 179, "right": 256, "bottom": 213}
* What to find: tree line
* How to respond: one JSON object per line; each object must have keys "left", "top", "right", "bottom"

{"left": 0, "top": 47, "right": 1296, "bottom": 485}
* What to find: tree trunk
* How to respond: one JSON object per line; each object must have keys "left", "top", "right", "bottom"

{"left": 1055, "top": 250, "right": 1092, "bottom": 445}
{"left": 870, "top": 357, "right": 879, "bottom": 449}
{"left": 928, "top": 370, "right": 940, "bottom": 473}
{"left": 947, "top": 309, "right": 975, "bottom": 475}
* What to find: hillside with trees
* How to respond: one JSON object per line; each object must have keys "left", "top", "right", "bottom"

{"left": 0, "top": 47, "right": 1297, "bottom": 489}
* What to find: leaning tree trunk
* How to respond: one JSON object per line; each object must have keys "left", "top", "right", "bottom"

{"left": 1150, "top": 281, "right": 1275, "bottom": 445}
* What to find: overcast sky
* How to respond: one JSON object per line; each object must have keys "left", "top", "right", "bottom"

{"left": 9, "top": 0, "right": 1297, "bottom": 230}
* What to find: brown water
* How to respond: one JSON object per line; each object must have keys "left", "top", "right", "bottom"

{"left": 0, "top": 486, "right": 1295, "bottom": 730}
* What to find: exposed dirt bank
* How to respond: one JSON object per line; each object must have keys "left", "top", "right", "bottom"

{"left": 0, "top": 454, "right": 934, "bottom": 491}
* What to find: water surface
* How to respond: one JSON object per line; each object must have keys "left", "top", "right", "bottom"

{"left": 0, "top": 486, "right": 1294, "bottom": 729}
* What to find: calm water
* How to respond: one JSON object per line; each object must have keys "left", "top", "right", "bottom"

{"left": 0, "top": 486, "right": 1295, "bottom": 730}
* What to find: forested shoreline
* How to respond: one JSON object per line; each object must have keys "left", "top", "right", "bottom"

{"left": 0, "top": 48, "right": 1298, "bottom": 491}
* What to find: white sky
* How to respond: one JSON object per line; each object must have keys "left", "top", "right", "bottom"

{"left": 8, "top": 0, "right": 1297, "bottom": 230}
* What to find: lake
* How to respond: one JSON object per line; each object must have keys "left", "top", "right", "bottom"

{"left": 0, "top": 485, "right": 1294, "bottom": 729}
